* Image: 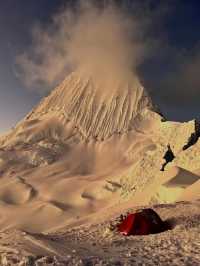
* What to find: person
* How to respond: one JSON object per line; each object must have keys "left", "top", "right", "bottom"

{"left": 161, "top": 144, "right": 175, "bottom": 171}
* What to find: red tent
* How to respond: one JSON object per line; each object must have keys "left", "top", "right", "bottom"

{"left": 118, "top": 209, "right": 165, "bottom": 236}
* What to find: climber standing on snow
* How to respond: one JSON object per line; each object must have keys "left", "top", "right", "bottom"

{"left": 161, "top": 144, "right": 175, "bottom": 171}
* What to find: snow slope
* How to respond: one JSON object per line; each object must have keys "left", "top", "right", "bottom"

{"left": 0, "top": 71, "right": 199, "bottom": 233}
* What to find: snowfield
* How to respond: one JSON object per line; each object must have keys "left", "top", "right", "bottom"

{"left": 0, "top": 71, "right": 199, "bottom": 265}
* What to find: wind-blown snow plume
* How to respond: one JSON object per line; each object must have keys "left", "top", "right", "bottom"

{"left": 16, "top": 1, "right": 148, "bottom": 92}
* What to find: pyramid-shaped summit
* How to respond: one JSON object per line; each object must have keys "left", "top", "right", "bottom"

{"left": 0, "top": 70, "right": 160, "bottom": 150}
{"left": 23, "top": 71, "right": 153, "bottom": 141}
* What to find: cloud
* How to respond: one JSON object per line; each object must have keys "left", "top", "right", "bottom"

{"left": 18, "top": 0, "right": 200, "bottom": 122}
{"left": 18, "top": 0, "right": 196, "bottom": 118}
{"left": 15, "top": 0, "right": 158, "bottom": 93}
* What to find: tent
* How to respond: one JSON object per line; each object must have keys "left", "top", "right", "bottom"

{"left": 118, "top": 208, "right": 166, "bottom": 236}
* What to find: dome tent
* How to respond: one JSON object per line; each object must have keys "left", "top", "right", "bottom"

{"left": 118, "top": 209, "right": 167, "bottom": 236}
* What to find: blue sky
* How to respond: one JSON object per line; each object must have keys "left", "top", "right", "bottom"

{"left": 0, "top": 0, "right": 200, "bottom": 133}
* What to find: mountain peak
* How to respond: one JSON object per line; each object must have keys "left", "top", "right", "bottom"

{"left": 26, "top": 71, "right": 153, "bottom": 140}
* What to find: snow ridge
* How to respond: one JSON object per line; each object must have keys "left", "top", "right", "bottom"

{"left": 30, "top": 72, "right": 152, "bottom": 140}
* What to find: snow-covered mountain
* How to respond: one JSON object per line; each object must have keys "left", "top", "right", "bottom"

{"left": 0, "top": 71, "right": 199, "bottom": 233}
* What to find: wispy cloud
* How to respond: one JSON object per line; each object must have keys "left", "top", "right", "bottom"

{"left": 15, "top": 0, "right": 157, "bottom": 92}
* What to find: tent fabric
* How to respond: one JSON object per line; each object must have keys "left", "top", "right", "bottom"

{"left": 118, "top": 208, "right": 165, "bottom": 236}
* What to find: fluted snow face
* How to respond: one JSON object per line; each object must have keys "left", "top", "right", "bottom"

{"left": 30, "top": 71, "right": 152, "bottom": 140}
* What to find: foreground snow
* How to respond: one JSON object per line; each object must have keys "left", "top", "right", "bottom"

{"left": 0, "top": 200, "right": 199, "bottom": 265}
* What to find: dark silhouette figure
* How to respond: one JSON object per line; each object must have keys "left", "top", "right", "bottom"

{"left": 161, "top": 144, "right": 175, "bottom": 171}
{"left": 183, "top": 120, "right": 200, "bottom": 150}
